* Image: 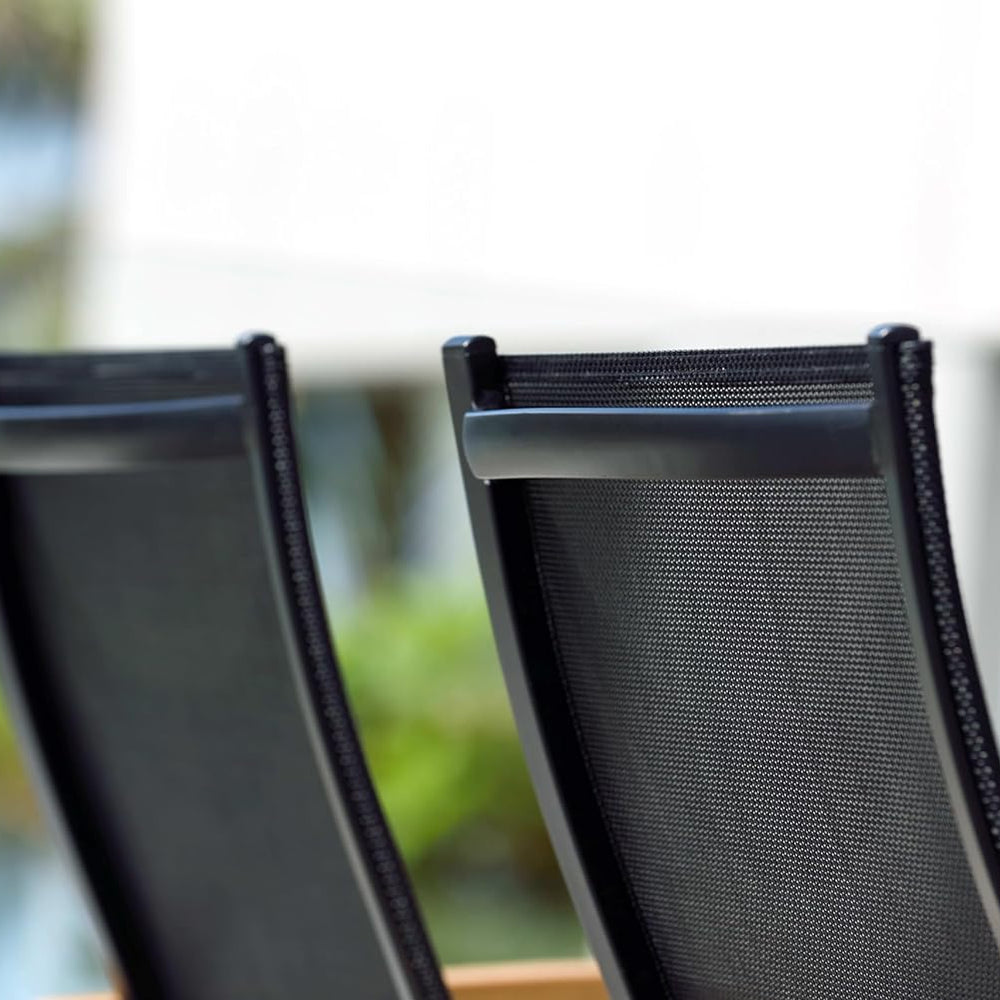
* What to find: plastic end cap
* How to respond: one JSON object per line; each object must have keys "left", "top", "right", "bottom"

{"left": 868, "top": 324, "right": 920, "bottom": 345}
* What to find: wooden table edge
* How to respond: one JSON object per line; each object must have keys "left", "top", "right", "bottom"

{"left": 44, "top": 956, "right": 609, "bottom": 1000}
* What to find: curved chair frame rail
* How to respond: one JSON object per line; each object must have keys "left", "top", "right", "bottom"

{"left": 239, "top": 336, "right": 446, "bottom": 1000}
{"left": 443, "top": 325, "right": 1000, "bottom": 999}
{"left": 0, "top": 335, "right": 446, "bottom": 1000}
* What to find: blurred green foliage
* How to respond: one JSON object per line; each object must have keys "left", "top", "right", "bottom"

{"left": 0, "top": 220, "right": 75, "bottom": 350}
{"left": 337, "top": 579, "right": 563, "bottom": 889}
{"left": 337, "top": 579, "right": 581, "bottom": 960}
{"left": 0, "top": 0, "right": 91, "bottom": 105}
{"left": 0, "top": 0, "right": 87, "bottom": 352}
{"left": 0, "top": 0, "right": 85, "bottom": 829}
{"left": 0, "top": 680, "right": 39, "bottom": 834}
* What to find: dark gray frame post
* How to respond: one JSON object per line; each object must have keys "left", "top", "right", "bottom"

{"left": 868, "top": 324, "right": 1000, "bottom": 949}
{"left": 443, "top": 336, "right": 664, "bottom": 1000}
{"left": 239, "top": 334, "right": 447, "bottom": 1000}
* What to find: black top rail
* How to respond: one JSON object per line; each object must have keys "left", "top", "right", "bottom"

{"left": 0, "top": 395, "right": 244, "bottom": 472}
{"left": 463, "top": 402, "right": 877, "bottom": 480}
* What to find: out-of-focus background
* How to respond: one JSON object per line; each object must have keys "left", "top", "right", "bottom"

{"left": 3, "top": 0, "right": 1000, "bottom": 995}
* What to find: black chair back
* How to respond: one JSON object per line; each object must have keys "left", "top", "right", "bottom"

{"left": 445, "top": 326, "right": 1000, "bottom": 999}
{"left": 0, "top": 336, "right": 446, "bottom": 1000}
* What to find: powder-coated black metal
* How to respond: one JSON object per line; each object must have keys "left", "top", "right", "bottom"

{"left": 462, "top": 402, "right": 876, "bottom": 481}
{"left": 0, "top": 395, "right": 244, "bottom": 472}
{"left": 444, "top": 328, "right": 1000, "bottom": 1000}
{"left": 0, "top": 339, "right": 445, "bottom": 1000}
{"left": 868, "top": 325, "right": 1000, "bottom": 945}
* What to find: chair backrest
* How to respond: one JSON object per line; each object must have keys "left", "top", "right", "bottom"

{"left": 0, "top": 335, "right": 446, "bottom": 1000}
{"left": 444, "top": 326, "right": 1000, "bottom": 999}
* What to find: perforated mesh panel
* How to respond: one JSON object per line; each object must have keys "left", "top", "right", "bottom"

{"left": 501, "top": 346, "right": 1000, "bottom": 999}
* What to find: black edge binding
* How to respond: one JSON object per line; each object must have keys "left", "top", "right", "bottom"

{"left": 0, "top": 395, "right": 244, "bottom": 473}
{"left": 463, "top": 403, "right": 876, "bottom": 481}
{"left": 868, "top": 323, "right": 1000, "bottom": 950}
{"left": 443, "top": 335, "right": 667, "bottom": 1000}
{"left": 238, "top": 333, "right": 446, "bottom": 1000}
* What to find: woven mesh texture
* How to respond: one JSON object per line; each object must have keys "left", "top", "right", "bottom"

{"left": 502, "top": 346, "right": 1000, "bottom": 999}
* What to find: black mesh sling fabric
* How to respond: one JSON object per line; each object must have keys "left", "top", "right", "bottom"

{"left": 459, "top": 338, "right": 1000, "bottom": 998}
{"left": 0, "top": 340, "right": 446, "bottom": 1000}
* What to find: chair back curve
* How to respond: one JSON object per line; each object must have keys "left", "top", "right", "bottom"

{"left": 444, "top": 326, "right": 1000, "bottom": 1000}
{"left": 0, "top": 335, "right": 447, "bottom": 1000}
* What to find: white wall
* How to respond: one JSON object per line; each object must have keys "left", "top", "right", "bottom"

{"left": 73, "top": 0, "right": 1000, "bottom": 699}
{"left": 75, "top": 0, "right": 1000, "bottom": 368}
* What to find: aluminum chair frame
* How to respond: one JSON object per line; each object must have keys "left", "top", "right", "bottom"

{"left": 443, "top": 325, "right": 1000, "bottom": 998}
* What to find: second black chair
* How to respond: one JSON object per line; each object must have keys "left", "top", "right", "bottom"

{"left": 0, "top": 336, "right": 446, "bottom": 1000}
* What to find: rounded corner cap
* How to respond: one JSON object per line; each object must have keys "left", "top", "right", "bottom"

{"left": 867, "top": 324, "right": 920, "bottom": 346}
{"left": 442, "top": 335, "right": 497, "bottom": 358}
{"left": 237, "top": 331, "right": 279, "bottom": 352}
